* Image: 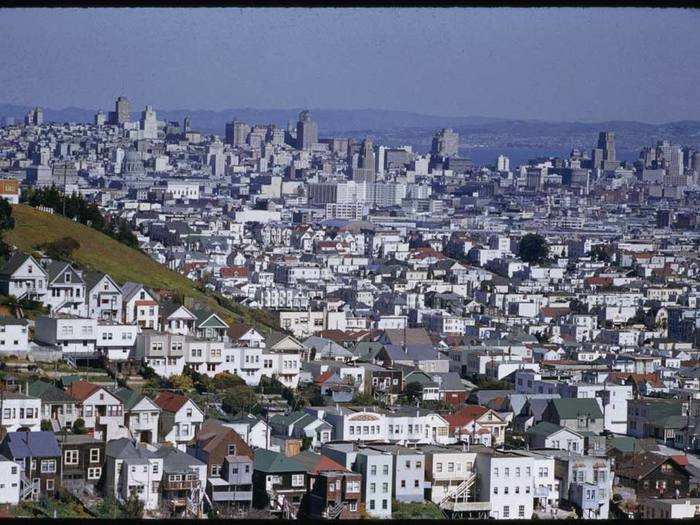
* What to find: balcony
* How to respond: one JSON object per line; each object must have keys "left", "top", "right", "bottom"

{"left": 211, "top": 489, "right": 253, "bottom": 502}
{"left": 441, "top": 500, "right": 491, "bottom": 513}
{"left": 163, "top": 479, "right": 201, "bottom": 491}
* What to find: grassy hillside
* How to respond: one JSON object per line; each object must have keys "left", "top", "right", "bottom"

{"left": 4, "top": 204, "right": 278, "bottom": 332}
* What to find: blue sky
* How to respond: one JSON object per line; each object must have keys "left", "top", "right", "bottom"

{"left": 0, "top": 8, "right": 698, "bottom": 122}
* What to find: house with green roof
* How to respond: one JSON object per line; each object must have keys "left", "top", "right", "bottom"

{"left": 28, "top": 379, "right": 78, "bottom": 431}
{"left": 541, "top": 398, "right": 605, "bottom": 434}
{"left": 252, "top": 448, "right": 307, "bottom": 516}
{"left": 114, "top": 387, "right": 161, "bottom": 444}
{"left": 525, "top": 421, "right": 584, "bottom": 452}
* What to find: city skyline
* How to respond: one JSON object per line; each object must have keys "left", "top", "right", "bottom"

{"left": 0, "top": 8, "right": 698, "bottom": 123}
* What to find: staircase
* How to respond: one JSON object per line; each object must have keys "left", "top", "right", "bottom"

{"left": 438, "top": 473, "right": 477, "bottom": 507}
{"left": 268, "top": 490, "right": 297, "bottom": 519}
{"left": 50, "top": 419, "right": 61, "bottom": 432}
{"left": 20, "top": 472, "right": 38, "bottom": 500}
{"left": 325, "top": 500, "right": 347, "bottom": 519}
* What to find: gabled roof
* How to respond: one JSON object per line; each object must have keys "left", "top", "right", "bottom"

{"left": 547, "top": 398, "right": 604, "bottom": 420}
{"left": 254, "top": 448, "right": 306, "bottom": 473}
{"left": 2, "top": 431, "right": 60, "bottom": 458}
{"left": 83, "top": 271, "right": 119, "bottom": 293}
{"left": 445, "top": 405, "right": 494, "bottom": 429}
{"left": 114, "top": 387, "right": 159, "bottom": 412}
{"left": 67, "top": 380, "right": 107, "bottom": 402}
{"left": 28, "top": 380, "right": 76, "bottom": 403}
{"left": 0, "top": 252, "right": 45, "bottom": 277}
{"left": 195, "top": 419, "right": 253, "bottom": 460}
{"left": 526, "top": 421, "right": 581, "bottom": 439}
{"left": 615, "top": 452, "right": 687, "bottom": 481}
{"left": 292, "top": 450, "right": 349, "bottom": 474}
{"left": 154, "top": 391, "right": 196, "bottom": 413}
{"left": 46, "top": 261, "right": 84, "bottom": 285}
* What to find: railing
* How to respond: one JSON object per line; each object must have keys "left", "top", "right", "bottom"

{"left": 438, "top": 473, "right": 477, "bottom": 508}
{"left": 325, "top": 500, "right": 347, "bottom": 519}
{"left": 20, "top": 472, "right": 38, "bottom": 500}
{"left": 163, "top": 479, "right": 201, "bottom": 491}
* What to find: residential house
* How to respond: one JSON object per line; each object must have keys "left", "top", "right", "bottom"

{"left": 122, "top": 282, "right": 160, "bottom": 329}
{"left": 0, "top": 252, "right": 48, "bottom": 301}
{"left": 104, "top": 438, "right": 163, "bottom": 512}
{"left": 154, "top": 445, "right": 208, "bottom": 518}
{"left": 252, "top": 449, "right": 307, "bottom": 517}
{"left": 0, "top": 431, "right": 61, "bottom": 501}
{"left": 0, "top": 317, "right": 30, "bottom": 355}
{"left": 114, "top": 387, "right": 161, "bottom": 444}
{"left": 445, "top": 405, "right": 507, "bottom": 447}
{"left": 57, "top": 434, "right": 105, "bottom": 490}
{"left": 44, "top": 261, "right": 87, "bottom": 316}
{"left": 28, "top": 379, "right": 78, "bottom": 431}
{"left": 0, "top": 454, "right": 20, "bottom": 504}
{"left": 615, "top": 452, "right": 691, "bottom": 499}
{"left": 154, "top": 391, "right": 204, "bottom": 451}
{"left": 525, "top": 422, "right": 584, "bottom": 453}
{"left": 0, "top": 391, "right": 41, "bottom": 432}
{"left": 541, "top": 398, "right": 604, "bottom": 435}
{"left": 84, "top": 271, "right": 123, "bottom": 322}
{"left": 188, "top": 419, "right": 254, "bottom": 512}
{"left": 66, "top": 380, "right": 127, "bottom": 441}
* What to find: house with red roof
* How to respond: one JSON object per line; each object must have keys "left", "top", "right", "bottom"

{"left": 66, "top": 380, "right": 127, "bottom": 441}
{"left": 444, "top": 404, "right": 507, "bottom": 447}
{"left": 154, "top": 391, "right": 205, "bottom": 451}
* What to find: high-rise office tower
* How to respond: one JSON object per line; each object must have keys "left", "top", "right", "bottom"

{"left": 94, "top": 110, "right": 106, "bottom": 126}
{"left": 597, "top": 131, "right": 616, "bottom": 162}
{"left": 115, "top": 96, "right": 131, "bottom": 125}
{"left": 296, "top": 110, "right": 318, "bottom": 151}
{"left": 183, "top": 116, "right": 191, "bottom": 132}
{"left": 431, "top": 128, "right": 459, "bottom": 158}
{"left": 497, "top": 155, "right": 510, "bottom": 172}
{"left": 225, "top": 119, "right": 251, "bottom": 147}
{"left": 354, "top": 137, "right": 376, "bottom": 183}
{"left": 140, "top": 105, "right": 158, "bottom": 139}
{"left": 24, "top": 107, "right": 43, "bottom": 126}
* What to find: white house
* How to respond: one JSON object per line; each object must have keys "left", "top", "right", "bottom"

{"left": 96, "top": 322, "right": 139, "bottom": 362}
{"left": 34, "top": 315, "right": 98, "bottom": 355}
{"left": 0, "top": 392, "right": 41, "bottom": 432}
{"left": 0, "top": 317, "right": 30, "bottom": 355}
{"left": 66, "top": 380, "right": 128, "bottom": 441}
{"left": 44, "top": 261, "right": 87, "bottom": 317}
{"left": 153, "top": 392, "right": 205, "bottom": 451}
{"left": 122, "top": 282, "right": 160, "bottom": 329}
{"left": 85, "top": 271, "right": 123, "bottom": 321}
{"left": 0, "top": 252, "right": 48, "bottom": 301}
{"left": 0, "top": 455, "right": 21, "bottom": 504}
{"left": 114, "top": 388, "right": 161, "bottom": 445}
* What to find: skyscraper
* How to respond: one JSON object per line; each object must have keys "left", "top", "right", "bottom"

{"left": 94, "top": 110, "right": 106, "bottom": 126}
{"left": 115, "top": 96, "right": 131, "bottom": 125}
{"left": 140, "top": 105, "right": 158, "bottom": 139}
{"left": 497, "top": 155, "right": 510, "bottom": 172}
{"left": 354, "top": 137, "right": 376, "bottom": 183}
{"left": 296, "top": 110, "right": 318, "bottom": 151}
{"left": 183, "top": 115, "right": 191, "bottom": 132}
{"left": 225, "top": 119, "right": 250, "bottom": 147}
{"left": 597, "top": 131, "right": 616, "bottom": 162}
{"left": 24, "top": 107, "right": 43, "bottom": 126}
{"left": 431, "top": 128, "right": 459, "bottom": 158}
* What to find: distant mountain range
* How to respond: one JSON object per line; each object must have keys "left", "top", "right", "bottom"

{"left": 2, "top": 103, "right": 699, "bottom": 155}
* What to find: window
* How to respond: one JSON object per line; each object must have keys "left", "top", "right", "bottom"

{"left": 349, "top": 502, "right": 357, "bottom": 512}
{"left": 291, "top": 474, "right": 304, "bottom": 487}
{"left": 371, "top": 465, "right": 377, "bottom": 476}
{"left": 64, "top": 450, "right": 79, "bottom": 465}
{"left": 88, "top": 467, "right": 102, "bottom": 480}
{"left": 405, "top": 460, "right": 411, "bottom": 469}
{"left": 40, "top": 460, "right": 56, "bottom": 473}
{"left": 153, "top": 463, "right": 159, "bottom": 474}
{"left": 504, "top": 486, "right": 509, "bottom": 495}
{"left": 493, "top": 487, "right": 498, "bottom": 495}
{"left": 382, "top": 482, "right": 388, "bottom": 493}
{"left": 211, "top": 464, "right": 221, "bottom": 477}
{"left": 515, "top": 467, "right": 520, "bottom": 477}
{"left": 416, "top": 461, "right": 422, "bottom": 469}
{"left": 494, "top": 467, "right": 499, "bottom": 477}
{"left": 227, "top": 444, "right": 236, "bottom": 455}
{"left": 369, "top": 500, "right": 375, "bottom": 510}
{"left": 382, "top": 499, "right": 388, "bottom": 510}
{"left": 414, "top": 480, "right": 419, "bottom": 488}
{"left": 401, "top": 480, "right": 406, "bottom": 488}
{"left": 515, "top": 486, "right": 520, "bottom": 494}
{"left": 518, "top": 505, "right": 525, "bottom": 518}
{"left": 90, "top": 448, "right": 100, "bottom": 463}
{"left": 503, "top": 506, "right": 510, "bottom": 518}
{"left": 46, "top": 478, "right": 55, "bottom": 491}
{"left": 504, "top": 467, "right": 510, "bottom": 477}
{"left": 370, "top": 483, "right": 376, "bottom": 494}
{"left": 436, "top": 463, "right": 442, "bottom": 473}
{"left": 383, "top": 465, "right": 389, "bottom": 475}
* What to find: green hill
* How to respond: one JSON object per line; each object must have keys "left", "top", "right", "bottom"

{"left": 3, "top": 204, "right": 278, "bottom": 332}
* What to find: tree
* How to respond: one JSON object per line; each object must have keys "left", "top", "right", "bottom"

{"left": 72, "top": 417, "right": 86, "bottom": 434}
{"left": 40, "top": 419, "right": 53, "bottom": 431}
{"left": 221, "top": 384, "right": 258, "bottom": 415}
{"left": 123, "top": 490, "right": 144, "bottom": 518}
{"left": 402, "top": 382, "right": 423, "bottom": 405}
{"left": 40, "top": 236, "right": 80, "bottom": 261}
{"left": 518, "top": 233, "right": 549, "bottom": 264}
{"left": 0, "top": 198, "right": 14, "bottom": 231}
{"left": 169, "top": 373, "right": 194, "bottom": 392}
{"left": 392, "top": 501, "right": 444, "bottom": 519}
{"left": 590, "top": 243, "right": 613, "bottom": 263}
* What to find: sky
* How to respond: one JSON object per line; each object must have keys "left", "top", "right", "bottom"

{"left": 0, "top": 8, "right": 698, "bottom": 123}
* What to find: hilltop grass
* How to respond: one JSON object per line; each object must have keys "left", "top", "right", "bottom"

{"left": 4, "top": 204, "right": 279, "bottom": 332}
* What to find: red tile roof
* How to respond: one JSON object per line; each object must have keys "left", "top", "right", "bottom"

{"left": 66, "top": 380, "right": 101, "bottom": 401}
{"left": 444, "top": 405, "right": 489, "bottom": 429}
{"left": 154, "top": 391, "right": 189, "bottom": 413}
{"left": 220, "top": 266, "right": 249, "bottom": 278}
{"left": 315, "top": 370, "right": 335, "bottom": 385}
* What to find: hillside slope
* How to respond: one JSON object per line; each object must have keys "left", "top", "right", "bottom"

{"left": 3, "top": 204, "right": 278, "bottom": 332}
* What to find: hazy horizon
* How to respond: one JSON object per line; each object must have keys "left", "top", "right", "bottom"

{"left": 1, "top": 8, "right": 698, "bottom": 123}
